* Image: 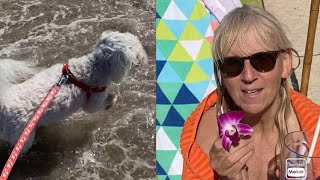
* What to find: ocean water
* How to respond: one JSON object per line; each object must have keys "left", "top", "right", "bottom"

{"left": 0, "top": 0, "right": 155, "bottom": 179}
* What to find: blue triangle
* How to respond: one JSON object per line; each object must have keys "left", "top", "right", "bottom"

{"left": 185, "top": 81, "right": 210, "bottom": 101}
{"left": 191, "top": 16, "right": 210, "bottom": 36}
{"left": 196, "top": 59, "right": 213, "bottom": 77}
{"left": 156, "top": 83, "right": 171, "bottom": 104}
{"left": 163, "top": 20, "right": 187, "bottom": 40}
{"left": 173, "top": 84, "right": 199, "bottom": 104}
{"left": 156, "top": 47, "right": 166, "bottom": 61}
{"left": 156, "top": 12, "right": 161, "bottom": 19}
{"left": 156, "top": 119, "right": 161, "bottom": 126}
{"left": 162, "top": 106, "right": 185, "bottom": 127}
{"left": 166, "top": 176, "right": 170, "bottom": 180}
{"left": 174, "top": 0, "right": 197, "bottom": 18}
{"left": 156, "top": 160, "right": 167, "bottom": 175}
{"left": 156, "top": 61, "right": 166, "bottom": 79}
{"left": 157, "top": 62, "right": 183, "bottom": 83}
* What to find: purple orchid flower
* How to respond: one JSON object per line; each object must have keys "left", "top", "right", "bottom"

{"left": 218, "top": 111, "right": 253, "bottom": 152}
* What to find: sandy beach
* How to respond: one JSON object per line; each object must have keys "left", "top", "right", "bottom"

{"left": 264, "top": 0, "right": 320, "bottom": 104}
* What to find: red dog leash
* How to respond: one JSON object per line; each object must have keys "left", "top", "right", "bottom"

{"left": 0, "top": 64, "right": 106, "bottom": 179}
{"left": 0, "top": 73, "right": 67, "bottom": 180}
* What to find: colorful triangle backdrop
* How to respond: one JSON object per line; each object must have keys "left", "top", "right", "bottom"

{"left": 156, "top": 0, "right": 264, "bottom": 178}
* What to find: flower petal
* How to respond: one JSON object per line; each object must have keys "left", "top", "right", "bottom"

{"left": 218, "top": 115, "right": 230, "bottom": 128}
{"left": 218, "top": 121, "right": 229, "bottom": 137}
{"left": 221, "top": 135, "right": 232, "bottom": 152}
{"left": 227, "top": 111, "right": 245, "bottom": 123}
{"left": 218, "top": 111, "right": 245, "bottom": 125}
{"left": 236, "top": 123, "right": 253, "bottom": 135}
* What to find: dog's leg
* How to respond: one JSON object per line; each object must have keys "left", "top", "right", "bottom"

{"left": 83, "top": 93, "right": 117, "bottom": 113}
{"left": 105, "top": 93, "right": 116, "bottom": 110}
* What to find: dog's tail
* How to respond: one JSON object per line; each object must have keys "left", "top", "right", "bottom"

{"left": 0, "top": 59, "right": 39, "bottom": 86}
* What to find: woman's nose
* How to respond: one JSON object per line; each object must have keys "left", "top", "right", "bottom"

{"left": 240, "top": 60, "right": 258, "bottom": 83}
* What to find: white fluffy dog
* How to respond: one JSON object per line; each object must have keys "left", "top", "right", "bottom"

{"left": 0, "top": 31, "right": 147, "bottom": 154}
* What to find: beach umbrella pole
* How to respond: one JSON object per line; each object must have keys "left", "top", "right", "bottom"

{"left": 301, "top": 0, "right": 320, "bottom": 96}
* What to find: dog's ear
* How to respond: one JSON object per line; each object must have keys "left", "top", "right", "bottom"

{"left": 107, "top": 50, "right": 131, "bottom": 83}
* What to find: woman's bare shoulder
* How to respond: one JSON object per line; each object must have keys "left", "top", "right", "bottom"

{"left": 195, "top": 106, "right": 219, "bottom": 155}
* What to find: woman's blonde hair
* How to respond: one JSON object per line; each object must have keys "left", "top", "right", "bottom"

{"left": 212, "top": 5, "right": 292, "bottom": 161}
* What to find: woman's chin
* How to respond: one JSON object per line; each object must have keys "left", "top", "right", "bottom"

{"left": 241, "top": 105, "right": 265, "bottom": 115}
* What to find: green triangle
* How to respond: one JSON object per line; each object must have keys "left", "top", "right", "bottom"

{"left": 158, "top": 82, "right": 183, "bottom": 103}
{"left": 156, "top": 104, "right": 172, "bottom": 125}
{"left": 173, "top": 104, "right": 198, "bottom": 120}
{"left": 156, "top": 150, "right": 177, "bottom": 173}
{"left": 156, "top": 18, "right": 160, "bottom": 27}
{"left": 196, "top": 39, "right": 212, "bottom": 60}
{"left": 156, "top": 126, "right": 160, "bottom": 134}
{"left": 168, "top": 175, "right": 182, "bottom": 180}
{"left": 156, "top": 0, "right": 171, "bottom": 17}
{"left": 185, "top": 63, "right": 210, "bottom": 83}
{"left": 162, "top": 126, "right": 182, "bottom": 149}
{"left": 157, "top": 40, "right": 178, "bottom": 59}
{"left": 190, "top": 0, "right": 208, "bottom": 20}
{"left": 167, "top": 42, "right": 193, "bottom": 61}
{"left": 157, "top": 175, "right": 168, "bottom": 180}
{"left": 168, "top": 61, "right": 193, "bottom": 81}
{"left": 156, "top": 20, "right": 177, "bottom": 40}
{"left": 179, "top": 22, "right": 203, "bottom": 40}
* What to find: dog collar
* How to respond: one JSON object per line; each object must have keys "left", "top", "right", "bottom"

{"left": 61, "top": 64, "right": 106, "bottom": 99}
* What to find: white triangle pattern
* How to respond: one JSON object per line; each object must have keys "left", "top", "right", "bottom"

{"left": 162, "top": 1, "right": 187, "bottom": 20}
{"left": 211, "top": 73, "right": 216, "bottom": 80}
{"left": 204, "top": 81, "right": 217, "bottom": 98}
{"left": 180, "top": 40, "right": 203, "bottom": 60}
{"left": 156, "top": 127, "right": 177, "bottom": 150}
{"left": 205, "top": 23, "right": 213, "bottom": 37}
{"left": 168, "top": 151, "right": 183, "bottom": 175}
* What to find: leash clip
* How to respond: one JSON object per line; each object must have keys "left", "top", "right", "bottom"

{"left": 57, "top": 74, "right": 69, "bottom": 87}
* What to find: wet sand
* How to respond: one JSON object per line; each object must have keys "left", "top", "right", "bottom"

{"left": 265, "top": 0, "right": 320, "bottom": 104}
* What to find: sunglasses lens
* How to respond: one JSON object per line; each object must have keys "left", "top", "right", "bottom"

{"left": 220, "top": 51, "right": 281, "bottom": 77}
{"left": 221, "top": 57, "right": 243, "bottom": 77}
{"left": 250, "top": 52, "right": 277, "bottom": 72}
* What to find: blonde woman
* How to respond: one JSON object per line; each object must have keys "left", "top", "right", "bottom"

{"left": 180, "top": 5, "right": 320, "bottom": 179}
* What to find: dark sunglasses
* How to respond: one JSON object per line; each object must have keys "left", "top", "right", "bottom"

{"left": 218, "top": 50, "right": 286, "bottom": 77}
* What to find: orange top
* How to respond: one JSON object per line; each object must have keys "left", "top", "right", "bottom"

{"left": 180, "top": 90, "right": 320, "bottom": 180}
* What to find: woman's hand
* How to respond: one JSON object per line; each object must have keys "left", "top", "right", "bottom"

{"left": 209, "top": 137, "right": 255, "bottom": 180}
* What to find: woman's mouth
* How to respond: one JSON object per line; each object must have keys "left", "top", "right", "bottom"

{"left": 242, "top": 88, "right": 263, "bottom": 95}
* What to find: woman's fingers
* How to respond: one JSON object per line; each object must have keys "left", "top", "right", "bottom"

{"left": 209, "top": 137, "right": 227, "bottom": 169}
{"left": 210, "top": 137, "right": 225, "bottom": 154}
{"left": 210, "top": 137, "right": 254, "bottom": 179}
{"left": 224, "top": 141, "right": 254, "bottom": 167}
{"left": 216, "top": 142, "right": 253, "bottom": 177}
{"left": 226, "top": 144, "right": 254, "bottom": 173}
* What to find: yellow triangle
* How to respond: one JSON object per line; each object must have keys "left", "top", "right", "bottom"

{"left": 190, "top": 1, "right": 208, "bottom": 20}
{"left": 179, "top": 22, "right": 203, "bottom": 40}
{"left": 185, "top": 63, "right": 210, "bottom": 83}
{"left": 167, "top": 41, "right": 193, "bottom": 61}
{"left": 196, "top": 39, "right": 212, "bottom": 60}
{"left": 156, "top": 20, "right": 177, "bottom": 40}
